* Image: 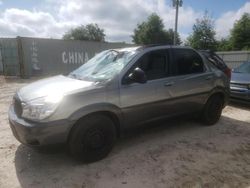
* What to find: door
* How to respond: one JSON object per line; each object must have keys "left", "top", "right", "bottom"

{"left": 163, "top": 48, "right": 214, "bottom": 114}
{"left": 119, "top": 49, "right": 170, "bottom": 127}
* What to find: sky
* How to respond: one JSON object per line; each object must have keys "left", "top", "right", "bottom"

{"left": 0, "top": 0, "right": 249, "bottom": 43}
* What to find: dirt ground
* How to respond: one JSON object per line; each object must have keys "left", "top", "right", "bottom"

{"left": 0, "top": 76, "right": 249, "bottom": 188}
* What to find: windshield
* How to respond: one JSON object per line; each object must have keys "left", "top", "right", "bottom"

{"left": 233, "top": 62, "right": 250, "bottom": 74}
{"left": 69, "top": 49, "right": 139, "bottom": 81}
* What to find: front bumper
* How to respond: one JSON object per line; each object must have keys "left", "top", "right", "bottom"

{"left": 230, "top": 86, "right": 250, "bottom": 102}
{"left": 8, "top": 105, "right": 75, "bottom": 146}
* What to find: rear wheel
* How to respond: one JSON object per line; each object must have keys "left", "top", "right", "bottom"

{"left": 201, "top": 95, "right": 224, "bottom": 125}
{"left": 68, "top": 114, "right": 116, "bottom": 163}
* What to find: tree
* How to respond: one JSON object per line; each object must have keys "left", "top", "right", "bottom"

{"left": 186, "top": 12, "right": 217, "bottom": 50}
{"left": 63, "top": 24, "right": 105, "bottom": 42}
{"left": 230, "top": 13, "right": 250, "bottom": 50}
{"left": 167, "top": 28, "right": 181, "bottom": 45}
{"left": 216, "top": 38, "right": 232, "bottom": 51}
{"left": 132, "top": 13, "right": 181, "bottom": 45}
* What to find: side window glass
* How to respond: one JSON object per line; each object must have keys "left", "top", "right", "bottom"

{"left": 173, "top": 49, "right": 204, "bottom": 75}
{"left": 137, "top": 50, "right": 168, "bottom": 80}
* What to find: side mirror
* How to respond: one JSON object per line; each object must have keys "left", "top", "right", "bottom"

{"left": 127, "top": 67, "right": 147, "bottom": 84}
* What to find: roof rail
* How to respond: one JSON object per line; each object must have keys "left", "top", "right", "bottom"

{"left": 137, "top": 44, "right": 172, "bottom": 50}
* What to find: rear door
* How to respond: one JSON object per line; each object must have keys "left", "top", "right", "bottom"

{"left": 164, "top": 48, "right": 214, "bottom": 114}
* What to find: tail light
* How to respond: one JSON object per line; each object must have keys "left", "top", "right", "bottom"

{"left": 224, "top": 67, "right": 231, "bottom": 79}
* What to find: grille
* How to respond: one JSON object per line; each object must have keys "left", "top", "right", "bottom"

{"left": 230, "top": 83, "right": 248, "bottom": 89}
{"left": 13, "top": 95, "right": 23, "bottom": 118}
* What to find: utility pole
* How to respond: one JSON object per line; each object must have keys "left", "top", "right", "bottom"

{"left": 173, "top": 0, "right": 183, "bottom": 45}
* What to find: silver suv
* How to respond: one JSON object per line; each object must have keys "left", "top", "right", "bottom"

{"left": 9, "top": 45, "right": 230, "bottom": 162}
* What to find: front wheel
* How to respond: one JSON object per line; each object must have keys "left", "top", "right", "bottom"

{"left": 200, "top": 95, "right": 224, "bottom": 125}
{"left": 68, "top": 114, "right": 116, "bottom": 163}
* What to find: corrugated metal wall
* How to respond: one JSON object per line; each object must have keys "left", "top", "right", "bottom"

{"left": 217, "top": 51, "right": 250, "bottom": 69}
{"left": 0, "top": 49, "right": 3, "bottom": 74}
{"left": 0, "top": 37, "right": 133, "bottom": 77}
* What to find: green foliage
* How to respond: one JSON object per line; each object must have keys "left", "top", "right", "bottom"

{"left": 186, "top": 12, "right": 217, "bottom": 50}
{"left": 63, "top": 24, "right": 105, "bottom": 42}
{"left": 132, "top": 13, "right": 181, "bottom": 45}
{"left": 216, "top": 38, "right": 232, "bottom": 51}
{"left": 230, "top": 13, "right": 250, "bottom": 50}
{"left": 167, "top": 28, "right": 181, "bottom": 45}
{"left": 216, "top": 13, "right": 250, "bottom": 51}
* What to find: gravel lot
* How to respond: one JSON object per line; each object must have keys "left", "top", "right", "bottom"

{"left": 0, "top": 76, "right": 250, "bottom": 188}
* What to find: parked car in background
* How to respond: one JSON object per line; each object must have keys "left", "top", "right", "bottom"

{"left": 230, "top": 61, "right": 250, "bottom": 102}
{"left": 9, "top": 45, "right": 230, "bottom": 163}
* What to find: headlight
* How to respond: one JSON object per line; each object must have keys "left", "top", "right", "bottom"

{"left": 21, "top": 94, "right": 63, "bottom": 120}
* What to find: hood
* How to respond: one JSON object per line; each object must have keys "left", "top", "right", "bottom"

{"left": 18, "top": 75, "right": 96, "bottom": 101}
{"left": 231, "top": 72, "right": 250, "bottom": 84}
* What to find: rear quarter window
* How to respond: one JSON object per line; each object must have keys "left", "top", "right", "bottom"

{"left": 200, "top": 51, "right": 227, "bottom": 70}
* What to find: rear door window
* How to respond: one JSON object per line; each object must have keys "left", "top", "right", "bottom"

{"left": 172, "top": 49, "right": 204, "bottom": 75}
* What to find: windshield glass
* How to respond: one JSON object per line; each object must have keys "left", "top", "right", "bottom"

{"left": 233, "top": 62, "right": 250, "bottom": 74}
{"left": 69, "top": 48, "right": 139, "bottom": 81}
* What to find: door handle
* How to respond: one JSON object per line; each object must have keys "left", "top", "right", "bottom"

{"left": 164, "top": 82, "right": 174, "bottom": 87}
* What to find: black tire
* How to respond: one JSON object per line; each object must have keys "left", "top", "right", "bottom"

{"left": 68, "top": 114, "right": 116, "bottom": 163}
{"left": 201, "top": 95, "right": 224, "bottom": 125}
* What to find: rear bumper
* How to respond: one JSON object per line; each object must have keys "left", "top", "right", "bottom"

{"left": 8, "top": 105, "right": 75, "bottom": 146}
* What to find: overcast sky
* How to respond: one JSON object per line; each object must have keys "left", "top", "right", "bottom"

{"left": 0, "top": 0, "right": 249, "bottom": 43}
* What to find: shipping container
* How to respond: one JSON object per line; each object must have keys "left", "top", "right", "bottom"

{"left": 0, "top": 37, "right": 133, "bottom": 77}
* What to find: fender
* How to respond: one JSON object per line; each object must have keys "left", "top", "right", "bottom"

{"left": 206, "top": 86, "right": 230, "bottom": 106}
{"left": 68, "top": 102, "right": 124, "bottom": 127}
